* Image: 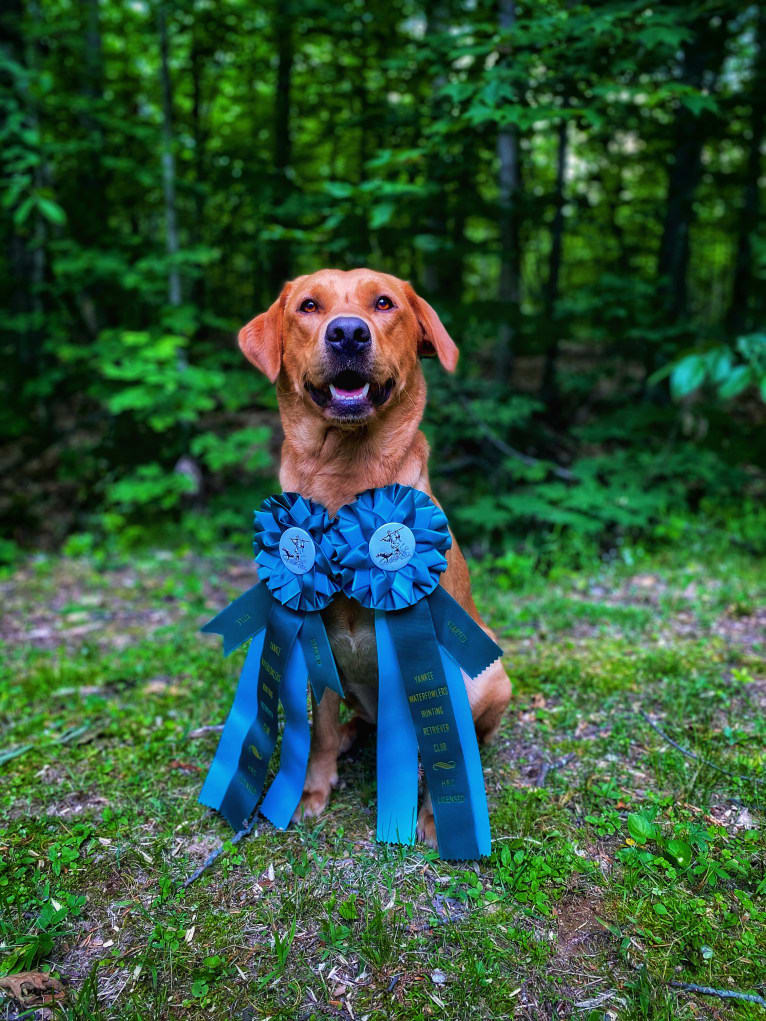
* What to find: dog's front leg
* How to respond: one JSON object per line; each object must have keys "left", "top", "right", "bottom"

{"left": 292, "top": 689, "right": 342, "bottom": 821}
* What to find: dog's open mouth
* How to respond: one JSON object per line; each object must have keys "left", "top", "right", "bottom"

{"left": 305, "top": 370, "right": 395, "bottom": 416}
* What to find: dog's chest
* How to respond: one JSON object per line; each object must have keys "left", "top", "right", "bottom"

{"left": 321, "top": 597, "right": 379, "bottom": 723}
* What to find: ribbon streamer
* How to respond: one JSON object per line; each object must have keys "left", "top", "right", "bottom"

{"left": 199, "top": 493, "right": 342, "bottom": 831}
{"left": 333, "top": 485, "right": 502, "bottom": 860}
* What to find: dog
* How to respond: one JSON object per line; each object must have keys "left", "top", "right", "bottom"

{"left": 238, "top": 268, "right": 511, "bottom": 846}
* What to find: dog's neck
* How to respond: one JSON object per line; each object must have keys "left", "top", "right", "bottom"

{"left": 276, "top": 374, "right": 430, "bottom": 515}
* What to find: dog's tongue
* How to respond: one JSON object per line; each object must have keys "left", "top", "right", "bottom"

{"left": 330, "top": 381, "right": 370, "bottom": 401}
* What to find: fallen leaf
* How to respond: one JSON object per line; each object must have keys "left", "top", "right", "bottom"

{"left": 0, "top": 971, "right": 66, "bottom": 1007}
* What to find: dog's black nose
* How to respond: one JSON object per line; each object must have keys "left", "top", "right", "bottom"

{"left": 325, "top": 316, "right": 371, "bottom": 356}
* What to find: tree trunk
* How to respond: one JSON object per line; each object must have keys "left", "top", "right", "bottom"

{"left": 541, "top": 115, "right": 569, "bottom": 403}
{"left": 495, "top": 0, "right": 522, "bottom": 380}
{"left": 269, "top": 0, "right": 294, "bottom": 293}
{"left": 421, "top": 0, "right": 450, "bottom": 300}
{"left": 158, "top": 2, "right": 182, "bottom": 311}
{"left": 656, "top": 14, "right": 732, "bottom": 324}
{"left": 189, "top": 13, "right": 208, "bottom": 313}
{"left": 726, "top": 8, "right": 765, "bottom": 335}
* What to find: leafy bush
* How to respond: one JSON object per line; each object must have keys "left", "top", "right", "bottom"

{"left": 653, "top": 334, "right": 766, "bottom": 402}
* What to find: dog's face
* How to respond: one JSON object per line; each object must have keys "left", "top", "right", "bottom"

{"left": 238, "top": 269, "right": 458, "bottom": 426}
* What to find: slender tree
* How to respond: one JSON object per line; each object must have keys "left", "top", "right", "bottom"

{"left": 157, "top": 1, "right": 182, "bottom": 310}
{"left": 495, "top": 0, "right": 522, "bottom": 380}
{"left": 726, "top": 7, "right": 765, "bottom": 334}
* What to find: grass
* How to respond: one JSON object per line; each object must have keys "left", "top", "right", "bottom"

{"left": 0, "top": 538, "right": 764, "bottom": 1020}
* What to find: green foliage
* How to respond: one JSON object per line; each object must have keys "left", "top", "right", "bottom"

{"left": 653, "top": 334, "right": 766, "bottom": 402}
{"left": 0, "top": 0, "right": 763, "bottom": 553}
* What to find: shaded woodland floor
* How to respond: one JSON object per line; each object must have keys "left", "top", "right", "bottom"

{"left": 1, "top": 544, "right": 764, "bottom": 1019}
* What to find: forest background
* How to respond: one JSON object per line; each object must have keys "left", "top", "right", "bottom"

{"left": 1, "top": 0, "right": 764, "bottom": 568}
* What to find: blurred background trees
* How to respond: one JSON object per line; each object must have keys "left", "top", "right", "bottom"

{"left": 1, "top": 0, "right": 763, "bottom": 564}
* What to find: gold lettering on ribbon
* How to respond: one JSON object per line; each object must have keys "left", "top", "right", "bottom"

{"left": 422, "top": 723, "right": 450, "bottom": 736}
{"left": 408, "top": 685, "right": 448, "bottom": 704}
{"left": 262, "top": 681, "right": 274, "bottom": 699}
{"left": 235, "top": 612, "right": 251, "bottom": 627}
{"left": 260, "top": 657, "right": 282, "bottom": 683}
{"left": 310, "top": 638, "right": 321, "bottom": 666}
{"left": 447, "top": 619, "right": 467, "bottom": 644}
{"left": 241, "top": 776, "right": 258, "bottom": 795}
{"left": 269, "top": 640, "right": 281, "bottom": 656}
{"left": 433, "top": 741, "right": 447, "bottom": 752}
{"left": 262, "top": 723, "right": 271, "bottom": 737}
{"left": 441, "top": 778, "right": 455, "bottom": 787}
{"left": 420, "top": 705, "right": 445, "bottom": 719}
{"left": 437, "top": 793, "right": 465, "bottom": 804}
{"left": 248, "top": 743, "right": 263, "bottom": 760}
{"left": 413, "top": 670, "right": 434, "bottom": 685}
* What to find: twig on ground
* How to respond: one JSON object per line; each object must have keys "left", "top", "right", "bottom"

{"left": 183, "top": 814, "right": 258, "bottom": 888}
{"left": 638, "top": 711, "right": 762, "bottom": 785}
{"left": 668, "top": 981, "right": 766, "bottom": 1007}
{"left": 535, "top": 752, "right": 576, "bottom": 788}
{"left": 187, "top": 724, "right": 224, "bottom": 739}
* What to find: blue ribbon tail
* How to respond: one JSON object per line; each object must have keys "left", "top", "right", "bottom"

{"left": 437, "top": 642, "right": 491, "bottom": 857}
{"left": 297, "top": 611, "right": 344, "bottom": 702}
{"left": 259, "top": 639, "right": 312, "bottom": 829}
{"left": 427, "top": 584, "right": 503, "bottom": 678}
{"left": 200, "top": 582, "right": 273, "bottom": 657}
{"left": 202, "top": 601, "right": 302, "bottom": 831}
{"left": 385, "top": 600, "right": 491, "bottom": 860}
{"left": 374, "top": 611, "right": 419, "bottom": 845}
{"left": 199, "top": 628, "right": 266, "bottom": 811}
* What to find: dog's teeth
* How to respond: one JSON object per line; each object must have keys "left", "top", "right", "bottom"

{"left": 329, "top": 382, "right": 370, "bottom": 401}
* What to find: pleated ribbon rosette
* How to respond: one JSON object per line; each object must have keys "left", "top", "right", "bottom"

{"left": 331, "top": 485, "right": 502, "bottom": 860}
{"left": 198, "top": 493, "right": 343, "bottom": 831}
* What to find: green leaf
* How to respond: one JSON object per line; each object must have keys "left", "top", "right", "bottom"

{"left": 670, "top": 355, "right": 706, "bottom": 398}
{"left": 627, "top": 813, "right": 656, "bottom": 845}
{"left": 665, "top": 839, "right": 692, "bottom": 867}
{"left": 707, "top": 347, "right": 733, "bottom": 384}
{"left": 370, "top": 201, "right": 395, "bottom": 229}
{"left": 653, "top": 902, "right": 669, "bottom": 916}
{"left": 717, "top": 365, "right": 752, "bottom": 400}
{"left": 37, "top": 196, "right": 67, "bottom": 225}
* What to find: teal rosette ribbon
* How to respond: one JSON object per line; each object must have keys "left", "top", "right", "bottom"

{"left": 199, "top": 493, "right": 343, "bottom": 832}
{"left": 333, "top": 485, "right": 502, "bottom": 860}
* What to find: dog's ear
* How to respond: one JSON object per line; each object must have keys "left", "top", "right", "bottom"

{"left": 238, "top": 285, "right": 290, "bottom": 382}
{"left": 404, "top": 283, "right": 459, "bottom": 372}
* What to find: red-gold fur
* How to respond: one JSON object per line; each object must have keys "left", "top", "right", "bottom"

{"left": 239, "top": 268, "right": 511, "bottom": 845}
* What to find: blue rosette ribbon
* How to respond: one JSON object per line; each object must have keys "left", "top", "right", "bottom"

{"left": 332, "top": 484, "right": 502, "bottom": 860}
{"left": 199, "top": 493, "right": 343, "bottom": 832}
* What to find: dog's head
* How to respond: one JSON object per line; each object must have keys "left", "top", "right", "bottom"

{"left": 238, "top": 268, "right": 458, "bottom": 426}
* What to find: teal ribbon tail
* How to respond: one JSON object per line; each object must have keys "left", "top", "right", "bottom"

{"left": 426, "top": 584, "right": 503, "bottom": 678}
{"left": 297, "top": 611, "right": 344, "bottom": 702}
{"left": 385, "top": 600, "right": 491, "bottom": 860}
{"left": 206, "top": 602, "right": 303, "bottom": 831}
{"left": 374, "top": 612, "right": 418, "bottom": 845}
{"left": 200, "top": 582, "right": 273, "bottom": 656}
{"left": 199, "top": 628, "right": 266, "bottom": 811}
{"left": 437, "top": 643, "right": 491, "bottom": 856}
{"left": 259, "top": 639, "right": 312, "bottom": 829}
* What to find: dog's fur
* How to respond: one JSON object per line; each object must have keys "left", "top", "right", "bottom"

{"left": 239, "top": 268, "right": 511, "bottom": 845}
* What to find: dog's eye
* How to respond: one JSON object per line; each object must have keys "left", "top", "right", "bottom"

{"left": 299, "top": 298, "right": 318, "bottom": 313}
{"left": 375, "top": 295, "right": 394, "bottom": 311}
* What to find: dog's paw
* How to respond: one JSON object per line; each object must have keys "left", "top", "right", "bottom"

{"left": 292, "top": 786, "right": 331, "bottom": 822}
{"left": 416, "top": 807, "right": 438, "bottom": 849}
